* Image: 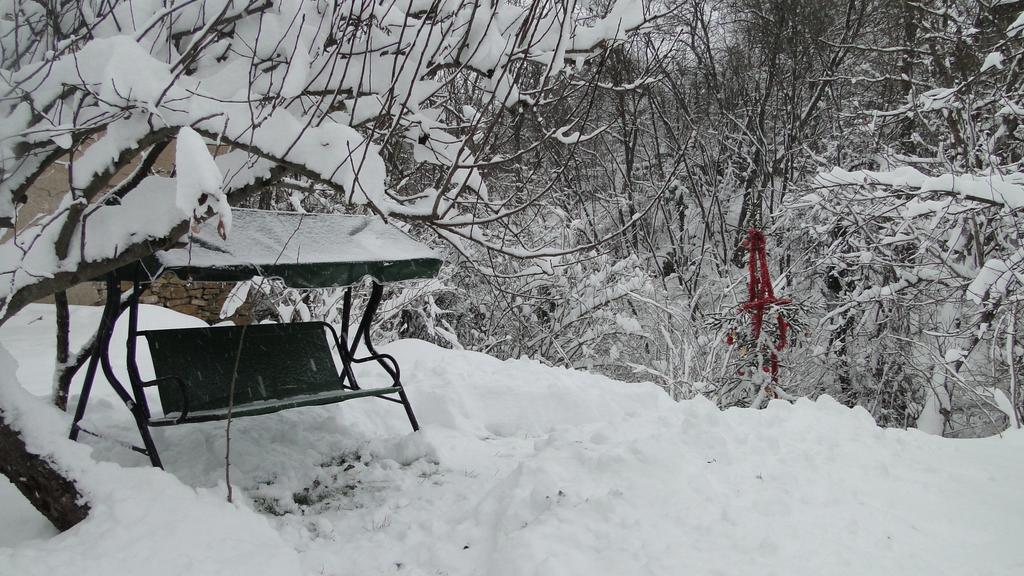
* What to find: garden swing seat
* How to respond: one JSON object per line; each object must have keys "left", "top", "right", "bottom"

{"left": 69, "top": 209, "right": 442, "bottom": 468}
{"left": 141, "top": 322, "right": 405, "bottom": 426}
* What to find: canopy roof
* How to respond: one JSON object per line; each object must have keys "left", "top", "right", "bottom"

{"left": 127, "top": 209, "right": 441, "bottom": 288}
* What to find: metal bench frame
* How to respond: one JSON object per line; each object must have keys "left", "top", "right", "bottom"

{"left": 69, "top": 270, "right": 419, "bottom": 468}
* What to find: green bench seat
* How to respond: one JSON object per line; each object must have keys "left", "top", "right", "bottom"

{"left": 139, "top": 322, "right": 403, "bottom": 426}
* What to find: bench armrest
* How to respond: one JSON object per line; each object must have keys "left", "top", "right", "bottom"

{"left": 142, "top": 376, "right": 191, "bottom": 424}
{"left": 319, "top": 321, "right": 398, "bottom": 381}
{"left": 352, "top": 352, "right": 401, "bottom": 386}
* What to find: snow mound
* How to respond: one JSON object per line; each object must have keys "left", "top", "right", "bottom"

{"left": 1, "top": 304, "right": 1023, "bottom": 576}
{"left": 0, "top": 341, "right": 301, "bottom": 576}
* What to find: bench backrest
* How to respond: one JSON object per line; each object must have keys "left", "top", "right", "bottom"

{"left": 140, "top": 323, "right": 341, "bottom": 415}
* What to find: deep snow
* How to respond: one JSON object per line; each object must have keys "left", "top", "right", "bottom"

{"left": 1, "top": 303, "right": 1022, "bottom": 576}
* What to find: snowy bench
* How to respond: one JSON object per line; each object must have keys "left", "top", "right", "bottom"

{"left": 139, "top": 322, "right": 408, "bottom": 426}
{"left": 71, "top": 209, "right": 437, "bottom": 467}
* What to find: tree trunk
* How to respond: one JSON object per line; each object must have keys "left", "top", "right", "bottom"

{"left": 0, "top": 413, "right": 89, "bottom": 531}
{"left": 54, "top": 291, "right": 70, "bottom": 410}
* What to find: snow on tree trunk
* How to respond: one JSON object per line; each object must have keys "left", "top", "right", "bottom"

{"left": 0, "top": 414, "right": 89, "bottom": 531}
{"left": 916, "top": 383, "right": 950, "bottom": 436}
{"left": 0, "top": 344, "right": 88, "bottom": 531}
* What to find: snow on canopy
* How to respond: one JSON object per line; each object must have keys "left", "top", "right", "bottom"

{"left": 143, "top": 209, "right": 442, "bottom": 287}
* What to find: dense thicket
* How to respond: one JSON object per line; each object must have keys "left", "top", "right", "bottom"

{"left": 306, "top": 0, "right": 1022, "bottom": 436}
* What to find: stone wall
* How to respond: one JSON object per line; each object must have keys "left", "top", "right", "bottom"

{"left": 100, "top": 276, "right": 252, "bottom": 324}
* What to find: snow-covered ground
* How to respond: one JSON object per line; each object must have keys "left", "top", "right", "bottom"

{"left": 1, "top": 303, "right": 1022, "bottom": 576}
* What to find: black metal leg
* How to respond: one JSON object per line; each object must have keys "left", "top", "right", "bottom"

{"left": 68, "top": 344, "right": 101, "bottom": 441}
{"left": 351, "top": 282, "right": 419, "bottom": 432}
{"left": 69, "top": 286, "right": 117, "bottom": 441}
{"left": 124, "top": 276, "right": 162, "bottom": 467}
{"left": 340, "top": 288, "right": 351, "bottom": 344}
{"left": 396, "top": 387, "right": 420, "bottom": 431}
{"left": 69, "top": 273, "right": 162, "bottom": 468}
{"left": 336, "top": 340, "right": 361, "bottom": 391}
{"left": 348, "top": 283, "right": 379, "bottom": 359}
{"left": 333, "top": 288, "right": 362, "bottom": 391}
{"left": 125, "top": 278, "right": 150, "bottom": 417}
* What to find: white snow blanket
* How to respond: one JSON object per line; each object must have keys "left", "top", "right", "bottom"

{"left": 1, "top": 304, "right": 1022, "bottom": 576}
{"left": 155, "top": 209, "right": 440, "bottom": 272}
